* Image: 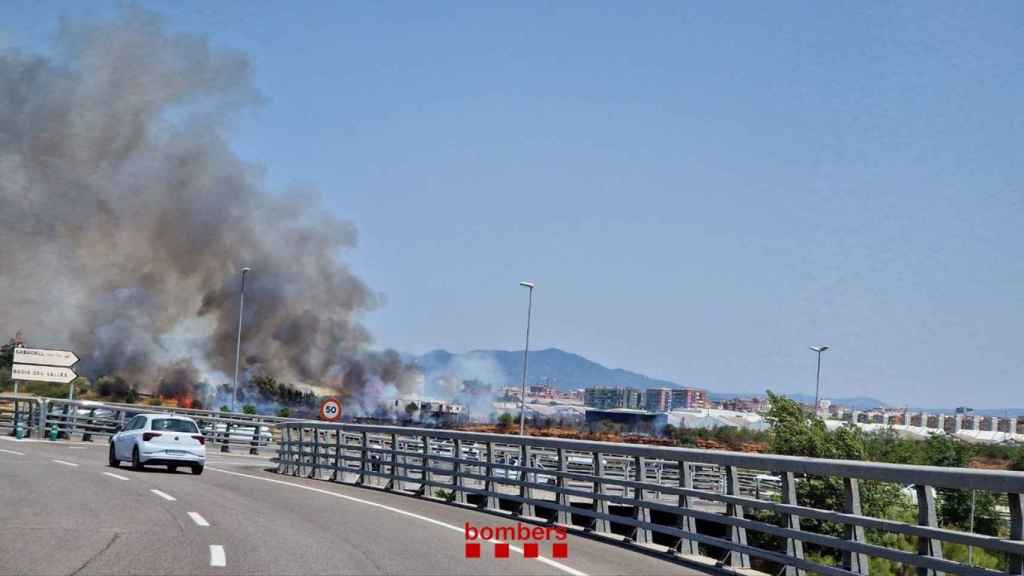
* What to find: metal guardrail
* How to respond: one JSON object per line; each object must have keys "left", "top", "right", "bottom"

{"left": 274, "top": 421, "right": 1024, "bottom": 576}
{"left": 0, "top": 395, "right": 301, "bottom": 454}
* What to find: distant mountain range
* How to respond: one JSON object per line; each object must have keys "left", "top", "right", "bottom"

{"left": 410, "top": 348, "right": 1020, "bottom": 414}
{"left": 411, "top": 347, "right": 890, "bottom": 408}
{"left": 413, "top": 348, "right": 678, "bottom": 391}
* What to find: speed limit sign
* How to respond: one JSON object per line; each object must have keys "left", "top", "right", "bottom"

{"left": 319, "top": 397, "right": 342, "bottom": 422}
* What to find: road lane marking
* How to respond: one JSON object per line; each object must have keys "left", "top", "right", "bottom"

{"left": 209, "top": 545, "right": 226, "bottom": 567}
{"left": 104, "top": 472, "right": 130, "bottom": 481}
{"left": 188, "top": 512, "right": 210, "bottom": 527}
{"left": 207, "top": 467, "right": 587, "bottom": 576}
{"left": 52, "top": 459, "right": 79, "bottom": 467}
{"left": 150, "top": 489, "right": 176, "bottom": 501}
{"left": 0, "top": 448, "right": 25, "bottom": 455}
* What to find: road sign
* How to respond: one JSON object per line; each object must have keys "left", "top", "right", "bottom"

{"left": 12, "top": 364, "right": 77, "bottom": 384}
{"left": 319, "top": 397, "right": 342, "bottom": 422}
{"left": 13, "top": 347, "right": 79, "bottom": 368}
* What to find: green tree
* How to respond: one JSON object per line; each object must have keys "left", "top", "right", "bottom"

{"left": 276, "top": 407, "right": 290, "bottom": 418}
{"left": 242, "top": 404, "right": 257, "bottom": 415}
{"left": 405, "top": 402, "right": 419, "bottom": 419}
{"left": 496, "top": 412, "right": 514, "bottom": 431}
{"left": 924, "top": 434, "right": 1000, "bottom": 534}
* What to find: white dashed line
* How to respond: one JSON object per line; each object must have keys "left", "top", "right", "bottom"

{"left": 150, "top": 489, "right": 176, "bottom": 501}
{"left": 103, "top": 472, "right": 130, "bottom": 481}
{"left": 209, "top": 545, "right": 226, "bottom": 567}
{"left": 0, "top": 448, "right": 25, "bottom": 455}
{"left": 188, "top": 512, "right": 210, "bottom": 527}
{"left": 52, "top": 459, "right": 79, "bottom": 467}
{"left": 208, "top": 467, "right": 587, "bottom": 576}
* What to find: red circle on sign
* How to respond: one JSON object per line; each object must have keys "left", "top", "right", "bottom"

{"left": 319, "top": 398, "right": 342, "bottom": 421}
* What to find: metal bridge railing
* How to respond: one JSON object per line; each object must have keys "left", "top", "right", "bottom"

{"left": 274, "top": 421, "right": 1024, "bottom": 576}
{"left": 0, "top": 395, "right": 299, "bottom": 454}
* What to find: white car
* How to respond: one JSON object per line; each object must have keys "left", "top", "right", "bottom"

{"left": 109, "top": 414, "right": 206, "bottom": 474}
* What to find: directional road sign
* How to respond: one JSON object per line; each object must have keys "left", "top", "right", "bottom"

{"left": 13, "top": 347, "right": 79, "bottom": 368}
{"left": 12, "top": 364, "right": 77, "bottom": 384}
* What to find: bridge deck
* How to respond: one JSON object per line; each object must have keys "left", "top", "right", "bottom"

{"left": 0, "top": 438, "right": 707, "bottom": 576}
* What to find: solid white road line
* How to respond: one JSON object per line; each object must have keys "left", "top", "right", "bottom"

{"left": 150, "top": 489, "right": 176, "bottom": 502}
{"left": 207, "top": 467, "right": 587, "bottom": 576}
{"left": 52, "top": 459, "right": 79, "bottom": 467}
{"left": 209, "top": 545, "right": 226, "bottom": 567}
{"left": 103, "top": 472, "right": 130, "bottom": 481}
{"left": 0, "top": 448, "right": 25, "bottom": 455}
{"left": 188, "top": 512, "right": 210, "bottom": 527}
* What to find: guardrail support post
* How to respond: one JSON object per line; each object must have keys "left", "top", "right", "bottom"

{"left": 1009, "top": 492, "right": 1023, "bottom": 575}
{"left": 725, "top": 466, "right": 750, "bottom": 569}
{"left": 780, "top": 472, "right": 805, "bottom": 576}
{"left": 81, "top": 408, "right": 95, "bottom": 442}
{"left": 914, "top": 485, "right": 943, "bottom": 576}
{"left": 452, "top": 438, "right": 466, "bottom": 504}
{"left": 843, "top": 478, "right": 869, "bottom": 574}
{"left": 386, "top": 433, "right": 398, "bottom": 491}
{"left": 674, "top": 461, "right": 700, "bottom": 556}
{"left": 220, "top": 423, "right": 231, "bottom": 453}
{"left": 518, "top": 443, "right": 536, "bottom": 519}
{"left": 589, "top": 451, "right": 610, "bottom": 534}
{"left": 556, "top": 447, "right": 570, "bottom": 526}
{"left": 310, "top": 428, "right": 322, "bottom": 480}
{"left": 355, "top": 431, "right": 367, "bottom": 485}
{"left": 296, "top": 426, "right": 305, "bottom": 477}
{"left": 483, "top": 441, "right": 498, "bottom": 511}
{"left": 250, "top": 424, "right": 260, "bottom": 455}
{"left": 37, "top": 399, "right": 48, "bottom": 439}
{"left": 277, "top": 426, "right": 288, "bottom": 473}
{"left": 417, "top": 435, "right": 431, "bottom": 497}
{"left": 631, "top": 455, "right": 652, "bottom": 545}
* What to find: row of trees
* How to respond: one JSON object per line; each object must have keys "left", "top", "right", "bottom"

{"left": 755, "top": 392, "right": 1019, "bottom": 573}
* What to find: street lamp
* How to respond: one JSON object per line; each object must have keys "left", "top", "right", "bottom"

{"left": 232, "top": 267, "right": 252, "bottom": 412}
{"left": 810, "top": 345, "right": 830, "bottom": 416}
{"left": 518, "top": 281, "right": 535, "bottom": 436}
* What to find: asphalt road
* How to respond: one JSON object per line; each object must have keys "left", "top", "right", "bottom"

{"left": 0, "top": 437, "right": 702, "bottom": 576}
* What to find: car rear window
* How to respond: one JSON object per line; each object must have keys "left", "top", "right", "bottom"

{"left": 151, "top": 419, "right": 199, "bottom": 433}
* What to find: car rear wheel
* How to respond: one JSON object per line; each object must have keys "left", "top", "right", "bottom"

{"left": 108, "top": 444, "right": 119, "bottom": 468}
{"left": 191, "top": 464, "right": 204, "bottom": 475}
{"left": 167, "top": 465, "right": 178, "bottom": 473}
{"left": 132, "top": 446, "right": 143, "bottom": 470}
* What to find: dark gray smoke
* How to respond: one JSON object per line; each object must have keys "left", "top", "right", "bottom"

{"left": 0, "top": 8, "right": 420, "bottom": 408}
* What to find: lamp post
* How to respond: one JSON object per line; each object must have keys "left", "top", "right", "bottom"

{"left": 518, "top": 281, "right": 535, "bottom": 436}
{"left": 810, "top": 345, "right": 830, "bottom": 416}
{"left": 232, "top": 267, "right": 251, "bottom": 413}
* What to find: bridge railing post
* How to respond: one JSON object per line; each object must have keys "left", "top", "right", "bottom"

{"left": 556, "top": 447, "right": 570, "bottom": 526}
{"left": 725, "top": 465, "right": 750, "bottom": 569}
{"left": 451, "top": 438, "right": 466, "bottom": 504}
{"left": 518, "top": 443, "right": 535, "bottom": 519}
{"left": 37, "top": 398, "right": 48, "bottom": 439}
{"left": 843, "top": 477, "right": 869, "bottom": 574}
{"left": 418, "top": 434, "right": 430, "bottom": 497}
{"left": 589, "top": 451, "right": 610, "bottom": 534}
{"left": 675, "top": 461, "right": 700, "bottom": 556}
{"left": 386, "top": 432, "right": 398, "bottom": 491}
{"left": 296, "top": 425, "right": 305, "bottom": 477}
{"left": 1009, "top": 492, "right": 1023, "bottom": 575}
{"left": 631, "top": 455, "right": 651, "bottom": 545}
{"left": 483, "top": 441, "right": 498, "bottom": 511}
{"left": 780, "top": 471, "right": 805, "bottom": 576}
{"left": 915, "top": 484, "right": 943, "bottom": 576}
{"left": 355, "top": 431, "right": 368, "bottom": 485}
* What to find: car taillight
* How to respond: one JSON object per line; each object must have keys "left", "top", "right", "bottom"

{"left": 142, "top": 432, "right": 162, "bottom": 441}
{"left": 192, "top": 435, "right": 205, "bottom": 445}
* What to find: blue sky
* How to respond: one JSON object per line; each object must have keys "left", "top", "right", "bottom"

{"left": 6, "top": 2, "right": 1022, "bottom": 407}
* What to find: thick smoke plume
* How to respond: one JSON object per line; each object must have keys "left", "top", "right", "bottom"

{"left": 0, "top": 9, "right": 419, "bottom": 410}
